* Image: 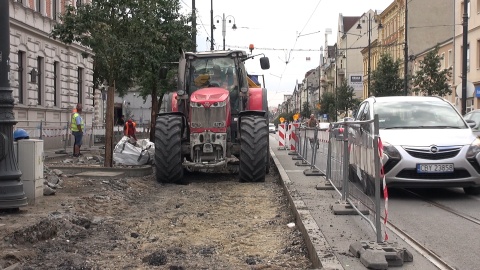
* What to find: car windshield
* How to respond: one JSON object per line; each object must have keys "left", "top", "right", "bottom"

{"left": 374, "top": 100, "right": 467, "bottom": 129}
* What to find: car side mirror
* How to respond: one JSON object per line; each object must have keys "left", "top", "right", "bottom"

{"left": 466, "top": 119, "right": 476, "bottom": 128}
{"left": 260, "top": 57, "right": 270, "bottom": 70}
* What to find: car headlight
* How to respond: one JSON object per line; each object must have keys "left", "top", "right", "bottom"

{"left": 383, "top": 142, "right": 402, "bottom": 159}
{"left": 466, "top": 138, "right": 480, "bottom": 159}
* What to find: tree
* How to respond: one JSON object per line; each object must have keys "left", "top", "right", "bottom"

{"left": 412, "top": 46, "right": 452, "bottom": 96}
{"left": 319, "top": 92, "right": 336, "bottom": 122}
{"left": 336, "top": 79, "right": 361, "bottom": 116}
{"left": 301, "top": 101, "right": 311, "bottom": 118}
{"left": 128, "top": 2, "right": 193, "bottom": 141}
{"left": 370, "top": 54, "right": 404, "bottom": 97}
{"left": 51, "top": 0, "right": 192, "bottom": 167}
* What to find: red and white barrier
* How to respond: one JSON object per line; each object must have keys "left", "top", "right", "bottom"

{"left": 378, "top": 137, "right": 389, "bottom": 241}
{"left": 289, "top": 123, "right": 299, "bottom": 152}
{"left": 278, "top": 123, "right": 286, "bottom": 149}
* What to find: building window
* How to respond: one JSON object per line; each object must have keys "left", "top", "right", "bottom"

{"left": 448, "top": 50, "right": 453, "bottom": 67}
{"left": 37, "top": 57, "right": 44, "bottom": 105}
{"left": 77, "top": 67, "right": 84, "bottom": 104}
{"left": 53, "top": 0, "right": 58, "bottom": 20}
{"left": 17, "top": 51, "right": 25, "bottom": 104}
{"left": 467, "top": 43, "right": 470, "bottom": 72}
{"left": 54, "top": 61, "right": 60, "bottom": 107}
{"left": 441, "top": 53, "right": 445, "bottom": 70}
{"left": 76, "top": 0, "right": 83, "bottom": 7}
{"left": 36, "top": 0, "right": 42, "bottom": 13}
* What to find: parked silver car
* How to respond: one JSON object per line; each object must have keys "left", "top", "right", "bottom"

{"left": 463, "top": 109, "right": 480, "bottom": 137}
{"left": 353, "top": 96, "right": 480, "bottom": 195}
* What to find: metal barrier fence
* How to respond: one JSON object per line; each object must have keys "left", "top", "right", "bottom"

{"left": 285, "top": 116, "right": 384, "bottom": 243}
{"left": 13, "top": 120, "right": 151, "bottom": 151}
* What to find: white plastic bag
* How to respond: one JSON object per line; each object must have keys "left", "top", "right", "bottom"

{"left": 113, "top": 136, "right": 155, "bottom": 165}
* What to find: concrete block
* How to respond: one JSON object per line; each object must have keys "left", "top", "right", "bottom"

{"left": 75, "top": 171, "right": 125, "bottom": 179}
{"left": 316, "top": 176, "right": 335, "bottom": 190}
{"left": 304, "top": 168, "right": 325, "bottom": 176}
{"left": 349, "top": 241, "right": 365, "bottom": 258}
{"left": 292, "top": 155, "right": 303, "bottom": 160}
{"left": 360, "top": 250, "right": 388, "bottom": 270}
{"left": 295, "top": 160, "right": 310, "bottom": 167}
{"left": 288, "top": 151, "right": 298, "bottom": 155}
{"left": 331, "top": 201, "right": 369, "bottom": 215}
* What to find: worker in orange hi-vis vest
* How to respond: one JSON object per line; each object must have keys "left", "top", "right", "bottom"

{"left": 124, "top": 119, "right": 137, "bottom": 142}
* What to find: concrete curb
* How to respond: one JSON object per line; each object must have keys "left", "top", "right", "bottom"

{"left": 269, "top": 148, "right": 344, "bottom": 270}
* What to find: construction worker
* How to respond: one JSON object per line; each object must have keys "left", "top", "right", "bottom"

{"left": 70, "top": 103, "right": 84, "bottom": 157}
{"left": 124, "top": 118, "right": 137, "bottom": 142}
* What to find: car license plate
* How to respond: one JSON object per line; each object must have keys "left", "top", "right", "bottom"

{"left": 416, "top": 163, "right": 454, "bottom": 173}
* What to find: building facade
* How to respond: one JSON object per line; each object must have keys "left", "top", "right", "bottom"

{"left": 9, "top": 0, "right": 96, "bottom": 149}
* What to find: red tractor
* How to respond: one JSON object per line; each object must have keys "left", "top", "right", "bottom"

{"left": 155, "top": 50, "right": 271, "bottom": 184}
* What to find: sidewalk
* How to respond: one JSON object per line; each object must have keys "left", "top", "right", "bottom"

{"left": 268, "top": 135, "right": 437, "bottom": 270}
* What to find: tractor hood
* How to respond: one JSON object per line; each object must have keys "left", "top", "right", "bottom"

{"left": 190, "top": 88, "right": 229, "bottom": 104}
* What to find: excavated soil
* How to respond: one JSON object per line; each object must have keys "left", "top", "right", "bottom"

{"left": 0, "top": 161, "right": 313, "bottom": 269}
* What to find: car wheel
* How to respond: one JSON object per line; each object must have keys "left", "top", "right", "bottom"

{"left": 464, "top": 186, "right": 480, "bottom": 195}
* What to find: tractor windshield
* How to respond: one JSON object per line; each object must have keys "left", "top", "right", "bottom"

{"left": 187, "top": 57, "right": 239, "bottom": 94}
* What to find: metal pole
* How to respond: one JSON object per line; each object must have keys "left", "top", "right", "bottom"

{"left": 367, "top": 13, "right": 371, "bottom": 98}
{"left": 373, "top": 114, "right": 382, "bottom": 243}
{"left": 192, "top": 0, "right": 196, "bottom": 52}
{"left": 404, "top": 0, "right": 409, "bottom": 96}
{"left": 341, "top": 123, "right": 349, "bottom": 201}
{"left": 0, "top": 1, "right": 27, "bottom": 209}
{"left": 210, "top": 0, "right": 214, "bottom": 51}
{"left": 461, "top": 0, "right": 469, "bottom": 115}
{"left": 222, "top": 13, "right": 226, "bottom": 50}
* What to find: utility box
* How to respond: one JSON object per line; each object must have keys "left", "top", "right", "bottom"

{"left": 17, "top": 139, "right": 44, "bottom": 204}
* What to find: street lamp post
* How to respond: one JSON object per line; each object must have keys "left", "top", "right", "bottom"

{"left": 0, "top": 1, "right": 28, "bottom": 209}
{"left": 357, "top": 12, "right": 383, "bottom": 97}
{"left": 214, "top": 13, "right": 237, "bottom": 50}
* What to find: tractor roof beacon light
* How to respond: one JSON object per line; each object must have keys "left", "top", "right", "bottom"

{"left": 249, "top": 44, "right": 254, "bottom": 54}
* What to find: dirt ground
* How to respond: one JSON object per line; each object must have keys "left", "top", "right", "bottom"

{"left": 0, "top": 159, "right": 313, "bottom": 270}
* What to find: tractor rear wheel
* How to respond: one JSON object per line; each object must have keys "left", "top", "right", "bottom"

{"left": 239, "top": 115, "right": 268, "bottom": 182}
{"left": 155, "top": 115, "right": 183, "bottom": 183}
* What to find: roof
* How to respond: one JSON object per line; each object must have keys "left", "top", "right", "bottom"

{"left": 343, "top": 16, "right": 361, "bottom": 33}
{"left": 369, "top": 96, "right": 447, "bottom": 103}
{"left": 185, "top": 50, "right": 247, "bottom": 58}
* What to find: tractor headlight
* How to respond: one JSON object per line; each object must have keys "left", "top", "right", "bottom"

{"left": 212, "top": 101, "right": 227, "bottom": 107}
{"left": 190, "top": 102, "right": 202, "bottom": 107}
{"left": 467, "top": 138, "right": 480, "bottom": 159}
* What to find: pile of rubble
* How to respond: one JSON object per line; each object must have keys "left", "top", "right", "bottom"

{"left": 43, "top": 167, "right": 66, "bottom": 196}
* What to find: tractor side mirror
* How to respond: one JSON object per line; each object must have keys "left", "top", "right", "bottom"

{"left": 159, "top": 66, "right": 168, "bottom": 80}
{"left": 260, "top": 57, "right": 270, "bottom": 70}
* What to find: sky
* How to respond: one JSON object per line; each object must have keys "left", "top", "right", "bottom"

{"left": 179, "top": 0, "right": 392, "bottom": 107}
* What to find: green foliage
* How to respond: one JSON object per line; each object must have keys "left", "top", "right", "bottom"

{"left": 301, "top": 102, "right": 311, "bottom": 118}
{"left": 370, "top": 54, "right": 404, "bottom": 97}
{"left": 336, "top": 79, "right": 361, "bottom": 114}
{"left": 412, "top": 46, "right": 452, "bottom": 96}
{"left": 319, "top": 92, "right": 336, "bottom": 122}
{"left": 50, "top": 0, "right": 193, "bottom": 99}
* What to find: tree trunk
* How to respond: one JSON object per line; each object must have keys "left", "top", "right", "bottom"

{"left": 104, "top": 80, "right": 115, "bottom": 167}
{"left": 149, "top": 80, "right": 158, "bottom": 142}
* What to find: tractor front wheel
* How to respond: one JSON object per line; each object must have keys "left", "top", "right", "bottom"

{"left": 154, "top": 115, "right": 183, "bottom": 183}
{"left": 239, "top": 115, "right": 268, "bottom": 182}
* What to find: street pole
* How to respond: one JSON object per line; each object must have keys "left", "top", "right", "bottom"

{"left": 222, "top": 13, "right": 226, "bottom": 50}
{"left": 367, "top": 12, "right": 371, "bottom": 98}
{"left": 0, "top": 1, "right": 28, "bottom": 209}
{"left": 192, "top": 0, "right": 196, "bottom": 52}
{"left": 461, "top": 0, "right": 469, "bottom": 115}
{"left": 210, "top": 0, "right": 214, "bottom": 51}
{"left": 403, "top": 0, "right": 408, "bottom": 95}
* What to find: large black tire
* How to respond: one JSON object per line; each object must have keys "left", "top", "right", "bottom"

{"left": 155, "top": 115, "right": 183, "bottom": 183}
{"left": 239, "top": 115, "right": 268, "bottom": 182}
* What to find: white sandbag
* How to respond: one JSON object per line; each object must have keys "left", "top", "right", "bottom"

{"left": 113, "top": 136, "right": 155, "bottom": 165}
